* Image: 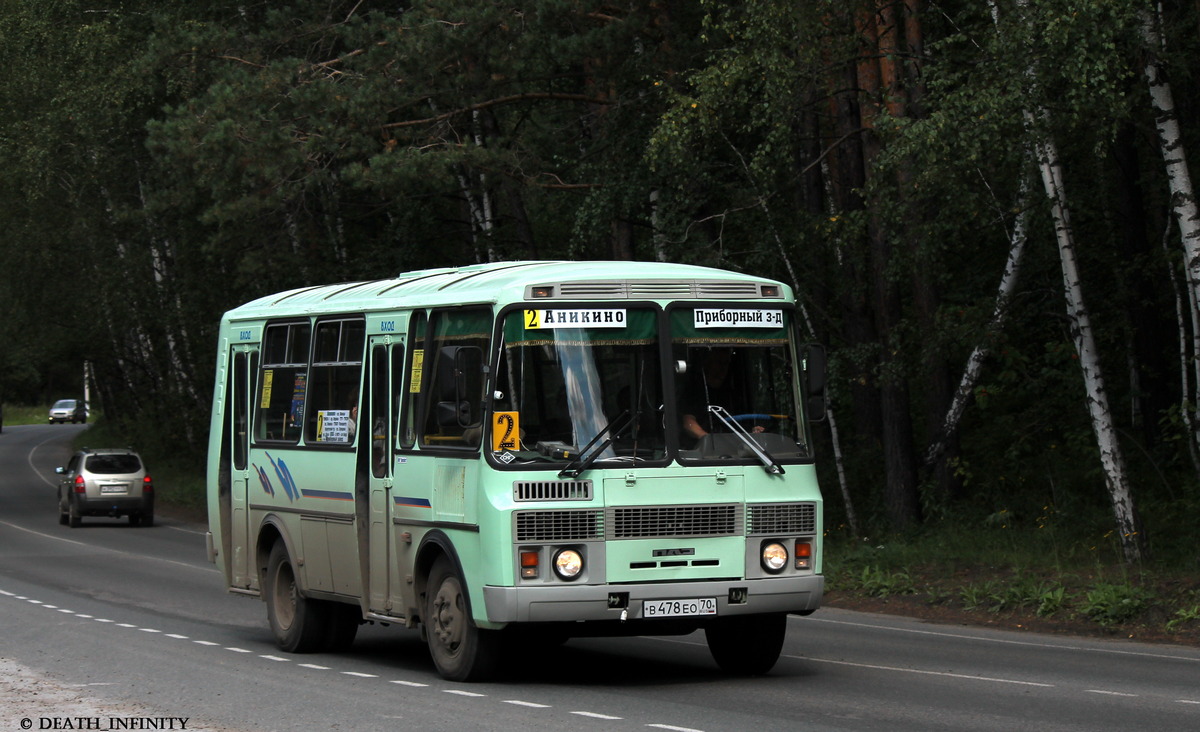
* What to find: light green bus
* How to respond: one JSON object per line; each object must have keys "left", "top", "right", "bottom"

{"left": 205, "top": 260, "right": 826, "bottom": 680}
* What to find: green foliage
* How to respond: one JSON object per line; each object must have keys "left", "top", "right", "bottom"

{"left": 1166, "top": 603, "right": 1200, "bottom": 633}
{"left": 2, "top": 0, "right": 1200, "bottom": 566}
{"left": 1078, "top": 583, "right": 1152, "bottom": 626}
{"left": 854, "top": 566, "right": 918, "bottom": 599}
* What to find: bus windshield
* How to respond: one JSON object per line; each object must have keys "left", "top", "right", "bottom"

{"left": 670, "top": 306, "right": 809, "bottom": 463}
{"left": 494, "top": 307, "right": 666, "bottom": 465}
{"left": 492, "top": 305, "right": 812, "bottom": 468}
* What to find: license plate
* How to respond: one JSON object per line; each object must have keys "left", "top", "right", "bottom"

{"left": 99, "top": 484, "right": 128, "bottom": 495}
{"left": 642, "top": 597, "right": 717, "bottom": 618}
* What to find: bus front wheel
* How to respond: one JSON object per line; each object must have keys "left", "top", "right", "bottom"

{"left": 705, "top": 612, "right": 787, "bottom": 675}
{"left": 423, "top": 557, "right": 500, "bottom": 681}
{"left": 265, "top": 542, "right": 327, "bottom": 653}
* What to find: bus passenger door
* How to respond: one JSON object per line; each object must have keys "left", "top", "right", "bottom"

{"left": 363, "top": 339, "right": 397, "bottom": 613}
{"left": 228, "top": 347, "right": 256, "bottom": 588}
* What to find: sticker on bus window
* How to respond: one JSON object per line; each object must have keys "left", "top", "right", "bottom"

{"left": 316, "top": 409, "right": 351, "bottom": 442}
{"left": 409, "top": 349, "right": 424, "bottom": 393}
{"left": 492, "top": 411, "right": 520, "bottom": 452}
{"left": 524, "top": 308, "right": 626, "bottom": 329}
{"left": 693, "top": 308, "right": 783, "bottom": 328}
{"left": 260, "top": 370, "right": 274, "bottom": 409}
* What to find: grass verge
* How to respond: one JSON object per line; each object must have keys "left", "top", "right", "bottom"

{"left": 824, "top": 523, "right": 1200, "bottom": 645}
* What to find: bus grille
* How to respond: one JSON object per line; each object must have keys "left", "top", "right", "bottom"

{"left": 514, "top": 510, "right": 603, "bottom": 542}
{"left": 513, "top": 479, "right": 593, "bottom": 502}
{"left": 747, "top": 502, "right": 817, "bottom": 535}
{"left": 606, "top": 504, "right": 741, "bottom": 539}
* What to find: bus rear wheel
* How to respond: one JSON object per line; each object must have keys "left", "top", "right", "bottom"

{"left": 265, "top": 542, "right": 327, "bottom": 653}
{"left": 705, "top": 612, "right": 787, "bottom": 675}
{"left": 424, "top": 557, "right": 500, "bottom": 681}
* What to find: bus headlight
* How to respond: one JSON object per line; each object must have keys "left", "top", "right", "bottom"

{"left": 761, "top": 542, "right": 788, "bottom": 573}
{"left": 553, "top": 548, "right": 584, "bottom": 581}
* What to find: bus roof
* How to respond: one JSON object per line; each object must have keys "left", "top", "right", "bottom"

{"left": 223, "top": 260, "right": 792, "bottom": 321}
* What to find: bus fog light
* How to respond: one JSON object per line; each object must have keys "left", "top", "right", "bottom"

{"left": 552, "top": 548, "right": 583, "bottom": 581}
{"left": 761, "top": 542, "right": 788, "bottom": 573}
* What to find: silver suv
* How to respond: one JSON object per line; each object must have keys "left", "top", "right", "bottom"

{"left": 57, "top": 448, "right": 154, "bottom": 527}
{"left": 49, "top": 399, "right": 88, "bottom": 424}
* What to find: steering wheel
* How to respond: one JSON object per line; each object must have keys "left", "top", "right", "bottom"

{"left": 731, "top": 413, "right": 773, "bottom": 422}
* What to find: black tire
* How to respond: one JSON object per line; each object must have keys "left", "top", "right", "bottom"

{"left": 424, "top": 556, "right": 500, "bottom": 681}
{"left": 265, "top": 542, "right": 328, "bottom": 653}
{"left": 67, "top": 499, "right": 81, "bottom": 528}
{"left": 705, "top": 612, "right": 787, "bottom": 676}
{"left": 58, "top": 492, "right": 68, "bottom": 526}
{"left": 129, "top": 513, "right": 141, "bottom": 527}
{"left": 322, "top": 601, "right": 361, "bottom": 652}
{"left": 141, "top": 511, "right": 154, "bottom": 528}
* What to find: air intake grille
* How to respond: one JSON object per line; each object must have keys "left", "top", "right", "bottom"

{"left": 513, "top": 480, "right": 593, "bottom": 502}
{"left": 514, "top": 510, "right": 603, "bottom": 542}
{"left": 606, "top": 504, "right": 742, "bottom": 539}
{"left": 534, "top": 280, "right": 768, "bottom": 300}
{"left": 747, "top": 502, "right": 817, "bottom": 535}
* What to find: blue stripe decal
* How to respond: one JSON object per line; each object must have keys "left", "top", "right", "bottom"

{"left": 301, "top": 489, "right": 354, "bottom": 501}
{"left": 393, "top": 496, "right": 432, "bottom": 508}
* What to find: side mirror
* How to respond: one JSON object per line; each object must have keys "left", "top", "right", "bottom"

{"left": 56, "top": 467, "right": 65, "bottom": 475}
{"left": 801, "top": 343, "right": 827, "bottom": 423}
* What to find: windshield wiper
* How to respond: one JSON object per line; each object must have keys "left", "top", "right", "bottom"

{"left": 558, "top": 410, "right": 634, "bottom": 479}
{"left": 707, "top": 405, "right": 786, "bottom": 475}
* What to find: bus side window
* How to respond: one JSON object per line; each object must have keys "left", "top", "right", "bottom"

{"left": 420, "top": 308, "right": 491, "bottom": 450}
{"left": 398, "top": 311, "right": 426, "bottom": 450}
{"left": 255, "top": 322, "right": 310, "bottom": 444}
{"left": 370, "top": 345, "right": 390, "bottom": 477}
{"left": 305, "top": 318, "right": 366, "bottom": 445}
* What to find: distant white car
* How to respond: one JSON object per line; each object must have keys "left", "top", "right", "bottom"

{"left": 48, "top": 399, "right": 87, "bottom": 424}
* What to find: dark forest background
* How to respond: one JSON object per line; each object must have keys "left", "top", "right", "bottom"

{"left": 4, "top": 0, "right": 1200, "bottom": 564}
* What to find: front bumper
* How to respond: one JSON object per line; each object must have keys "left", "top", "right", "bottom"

{"left": 483, "top": 574, "right": 823, "bottom": 623}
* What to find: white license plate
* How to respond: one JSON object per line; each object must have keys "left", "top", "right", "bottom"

{"left": 642, "top": 598, "right": 717, "bottom": 618}
{"left": 99, "top": 484, "right": 128, "bottom": 495}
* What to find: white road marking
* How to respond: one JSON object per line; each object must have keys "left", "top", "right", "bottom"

{"left": 504, "top": 700, "right": 550, "bottom": 708}
{"left": 571, "top": 711, "right": 623, "bottom": 720}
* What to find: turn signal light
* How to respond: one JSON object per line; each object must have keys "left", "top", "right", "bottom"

{"left": 74, "top": 475, "right": 86, "bottom": 494}
{"left": 143, "top": 475, "right": 154, "bottom": 493}
{"left": 795, "top": 540, "right": 812, "bottom": 570}
{"left": 520, "top": 550, "right": 539, "bottom": 579}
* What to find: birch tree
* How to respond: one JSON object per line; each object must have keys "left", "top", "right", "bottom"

{"left": 1006, "top": 0, "right": 1145, "bottom": 562}
{"left": 1140, "top": 5, "right": 1200, "bottom": 465}
{"left": 924, "top": 178, "right": 1030, "bottom": 468}
{"left": 1030, "top": 120, "right": 1144, "bottom": 562}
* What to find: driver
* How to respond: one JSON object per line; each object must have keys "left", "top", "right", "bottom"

{"left": 679, "top": 348, "right": 765, "bottom": 444}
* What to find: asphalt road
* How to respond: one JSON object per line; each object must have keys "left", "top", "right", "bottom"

{"left": 2, "top": 424, "right": 1199, "bottom": 731}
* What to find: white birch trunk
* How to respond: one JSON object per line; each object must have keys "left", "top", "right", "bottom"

{"left": 1141, "top": 6, "right": 1200, "bottom": 465}
{"left": 1164, "top": 220, "right": 1200, "bottom": 471}
{"left": 925, "top": 178, "right": 1029, "bottom": 466}
{"left": 1031, "top": 119, "right": 1143, "bottom": 562}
